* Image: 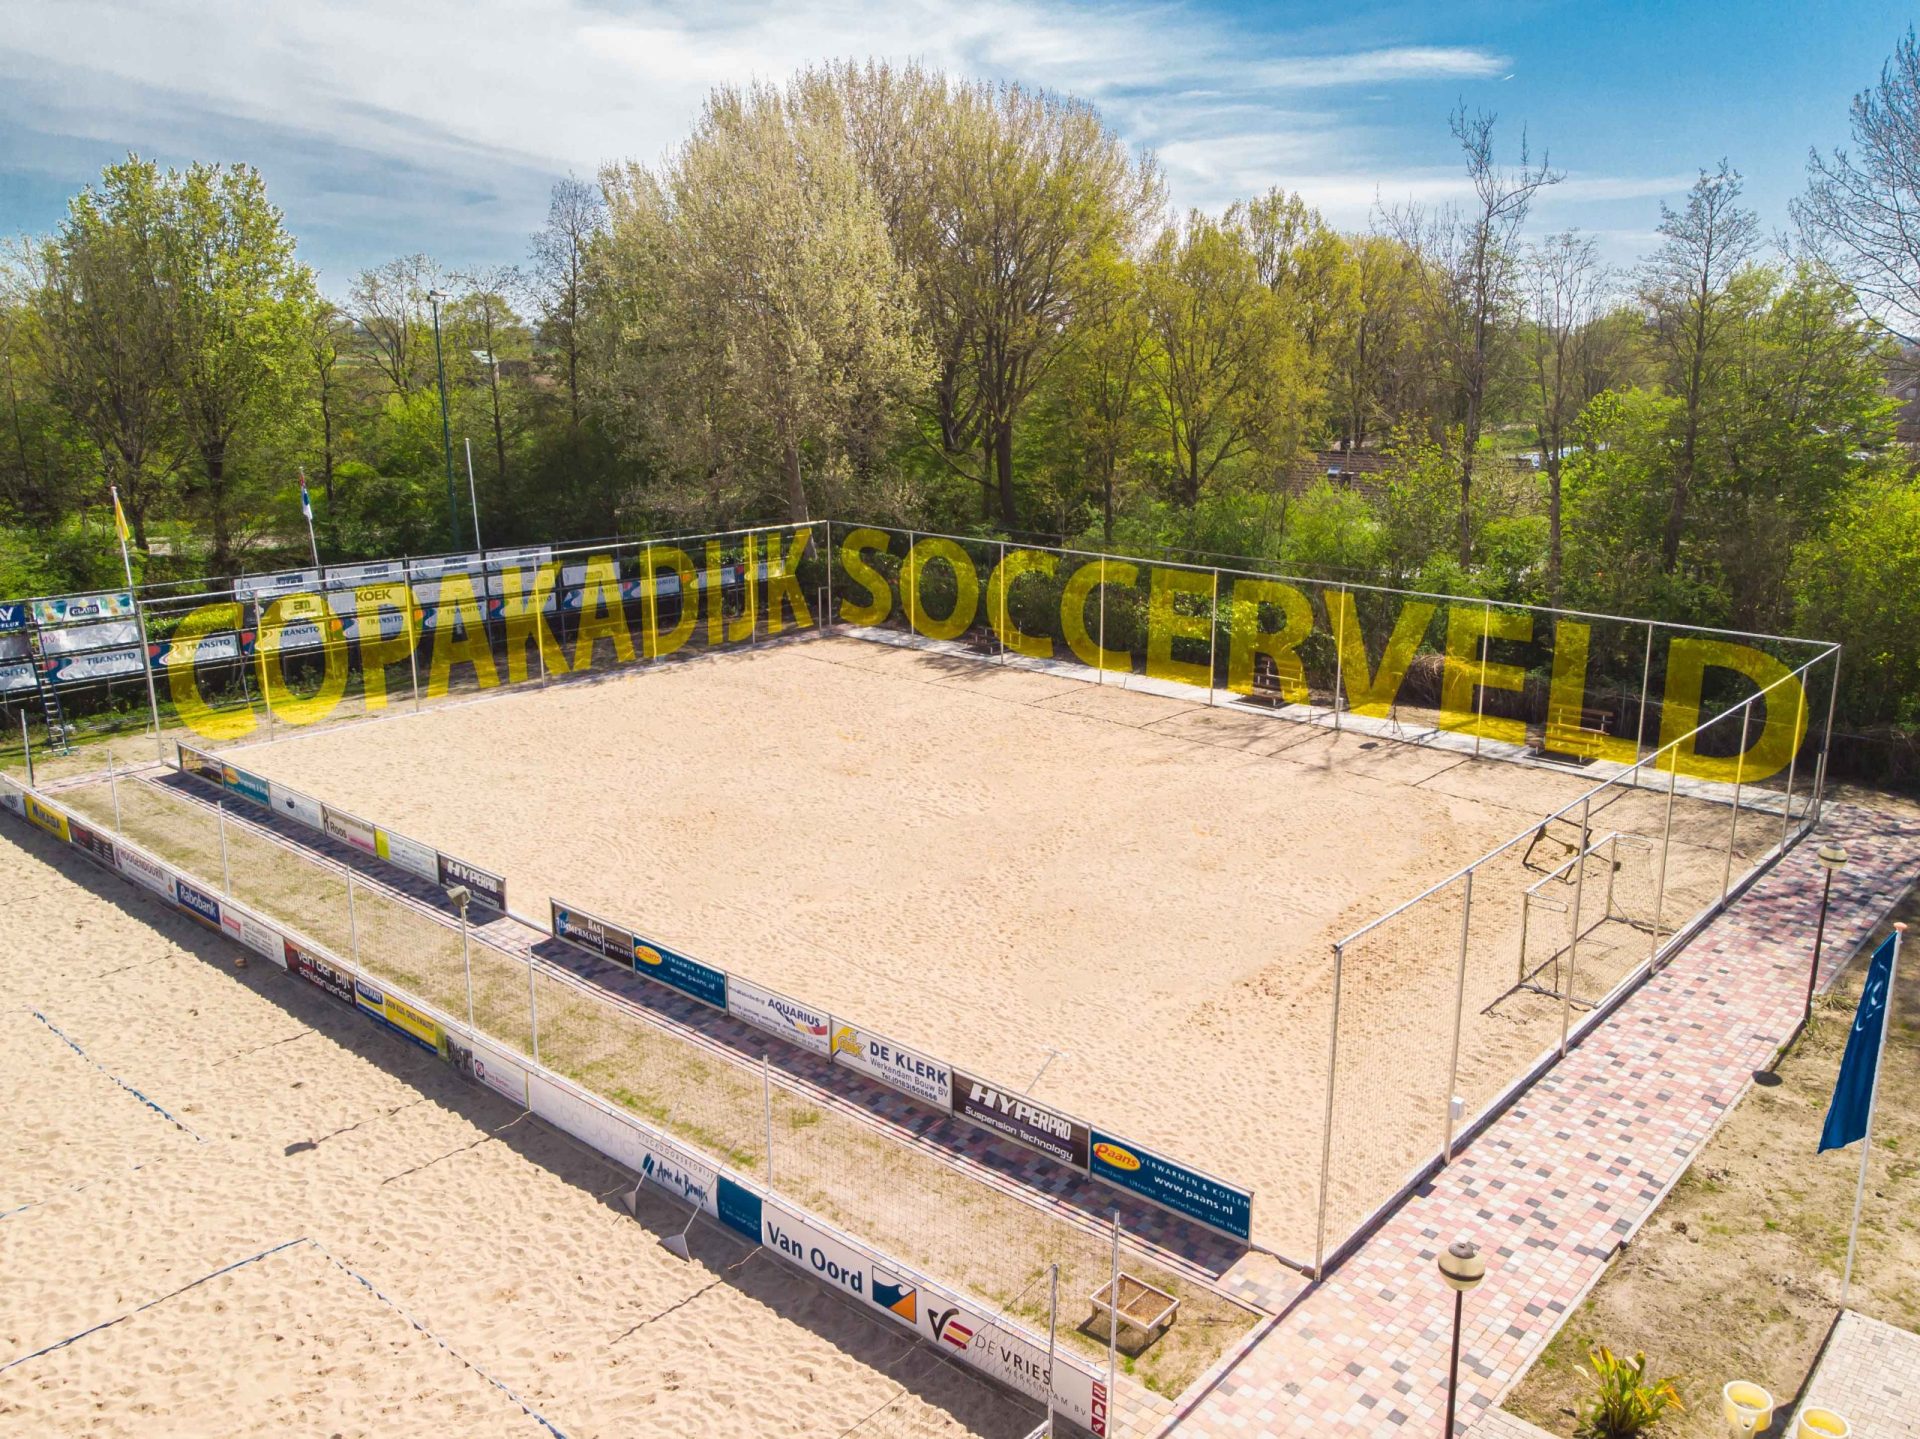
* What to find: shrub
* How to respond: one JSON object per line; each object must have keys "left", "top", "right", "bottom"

{"left": 1578, "top": 1346, "right": 1683, "bottom": 1439}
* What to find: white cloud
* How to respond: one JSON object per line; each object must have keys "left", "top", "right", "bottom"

{"left": 0, "top": 0, "right": 1684, "bottom": 275}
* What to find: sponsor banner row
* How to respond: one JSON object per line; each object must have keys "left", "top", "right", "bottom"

{"left": 549, "top": 899, "right": 727, "bottom": 1011}
{"left": 0, "top": 776, "right": 1110, "bottom": 1429}
{"left": 175, "top": 742, "right": 506, "bottom": 912}
{"left": 544, "top": 887, "right": 1251, "bottom": 1238}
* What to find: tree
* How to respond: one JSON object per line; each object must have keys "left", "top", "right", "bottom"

{"left": 306, "top": 300, "right": 349, "bottom": 529}
{"left": 1327, "top": 233, "right": 1427, "bottom": 451}
{"left": 529, "top": 177, "right": 605, "bottom": 434}
{"left": 1637, "top": 162, "right": 1761, "bottom": 573}
{"left": 1141, "top": 210, "right": 1308, "bottom": 506}
{"left": 1524, "top": 231, "right": 1609, "bottom": 600}
{"left": 350, "top": 254, "right": 439, "bottom": 397}
{"left": 448, "top": 269, "right": 529, "bottom": 491}
{"left": 1388, "top": 107, "right": 1560, "bottom": 562}
{"left": 815, "top": 63, "right": 1161, "bottom": 524}
{"left": 1795, "top": 29, "right": 1920, "bottom": 340}
{"left": 26, "top": 156, "right": 181, "bottom": 550}
{"left": 600, "top": 78, "right": 928, "bottom": 522}
{"left": 155, "top": 161, "right": 315, "bottom": 572}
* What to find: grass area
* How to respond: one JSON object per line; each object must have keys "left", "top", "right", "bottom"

{"left": 1506, "top": 886, "right": 1920, "bottom": 1439}
{"left": 49, "top": 772, "right": 1257, "bottom": 1398}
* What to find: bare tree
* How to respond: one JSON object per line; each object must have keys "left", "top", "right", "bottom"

{"left": 1795, "top": 29, "right": 1920, "bottom": 340}
{"left": 349, "top": 254, "right": 439, "bottom": 396}
{"left": 529, "top": 176, "right": 606, "bottom": 433}
{"left": 450, "top": 267, "right": 528, "bottom": 487}
{"left": 1388, "top": 106, "right": 1560, "bottom": 561}
{"left": 1524, "top": 231, "right": 1608, "bottom": 600}
{"left": 1638, "top": 162, "right": 1761, "bottom": 572}
{"left": 307, "top": 300, "right": 349, "bottom": 526}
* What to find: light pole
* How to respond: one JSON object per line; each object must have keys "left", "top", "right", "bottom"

{"left": 427, "top": 288, "right": 458, "bottom": 552}
{"left": 1807, "top": 844, "right": 1848, "bottom": 1021}
{"left": 1437, "top": 1238, "right": 1486, "bottom": 1439}
{"left": 446, "top": 884, "right": 474, "bottom": 1034}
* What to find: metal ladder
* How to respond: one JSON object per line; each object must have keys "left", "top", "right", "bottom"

{"left": 32, "top": 672, "right": 72, "bottom": 753}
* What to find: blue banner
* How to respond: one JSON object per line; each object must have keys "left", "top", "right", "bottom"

{"left": 633, "top": 934, "right": 727, "bottom": 1010}
{"left": 717, "top": 1175, "right": 763, "bottom": 1244}
{"left": 174, "top": 877, "right": 223, "bottom": 931}
{"left": 1088, "top": 1130, "right": 1252, "bottom": 1240}
{"left": 1820, "top": 932, "right": 1899, "bottom": 1152}
{"left": 0, "top": 601, "right": 26, "bottom": 633}
{"left": 223, "top": 764, "right": 271, "bottom": 808}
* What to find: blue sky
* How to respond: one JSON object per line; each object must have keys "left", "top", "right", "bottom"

{"left": 0, "top": 0, "right": 1907, "bottom": 291}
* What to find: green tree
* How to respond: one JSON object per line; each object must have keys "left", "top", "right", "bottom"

{"left": 156, "top": 161, "right": 316, "bottom": 572}
{"left": 600, "top": 78, "right": 928, "bottom": 522}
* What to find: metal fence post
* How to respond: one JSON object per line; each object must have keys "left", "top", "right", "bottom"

{"left": 460, "top": 904, "right": 475, "bottom": 1036}
{"left": 1045, "top": 1263, "right": 1059, "bottom": 1438}
{"left": 1649, "top": 755, "right": 1678, "bottom": 971}
{"left": 763, "top": 1053, "right": 774, "bottom": 1185}
{"left": 1722, "top": 703, "right": 1751, "bottom": 900}
{"left": 905, "top": 529, "right": 917, "bottom": 637}
{"left": 1813, "top": 649, "right": 1841, "bottom": 826}
{"left": 528, "top": 952, "right": 540, "bottom": 1066}
{"left": 823, "top": 519, "right": 835, "bottom": 625}
{"left": 1561, "top": 796, "right": 1591, "bottom": 1057}
{"left": 1207, "top": 569, "right": 1220, "bottom": 705}
{"left": 1313, "top": 941, "right": 1344, "bottom": 1277}
{"left": 407, "top": 597, "right": 423, "bottom": 711}
{"left": 642, "top": 542, "right": 660, "bottom": 662}
{"left": 20, "top": 710, "right": 33, "bottom": 788}
{"left": 1107, "top": 1210, "right": 1120, "bottom": 1419}
{"left": 1443, "top": 872, "right": 1473, "bottom": 1162}
{"left": 1331, "top": 585, "right": 1347, "bottom": 732}
{"left": 218, "top": 806, "right": 232, "bottom": 895}
{"left": 346, "top": 871, "right": 360, "bottom": 963}
{"left": 135, "top": 596, "right": 164, "bottom": 760}
{"left": 107, "top": 751, "right": 122, "bottom": 830}
{"left": 1782, "top": 678, "right": 1806, "bottom": 852}
{"left": 255, "top": 597, "right": 278, "bottom": 742}
{"left": 1474, "top": 603, "right": 1491, "bottom": 757}
{"left": 1097, "top": 555, "right": 1108, "bottom": 686}
{"left": 1635, "top": 623, "right": 1656, "bottom": 760}
{"left": 998, "top": 540, "right": 1010, "bottom": 665}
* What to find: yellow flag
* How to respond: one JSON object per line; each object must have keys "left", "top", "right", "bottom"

{"left": 112, "top": 487, "right": 131, "bottom": 544}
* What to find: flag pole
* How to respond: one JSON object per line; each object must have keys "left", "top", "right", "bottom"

{"left": 112, "top": 485, "right": 164, "bottom": 758}
{"left": 1841, "top": 920, "right": 1904, "bottom": 1310}
{"left": 299, "top": 467, "right": 321, "bottom": 569}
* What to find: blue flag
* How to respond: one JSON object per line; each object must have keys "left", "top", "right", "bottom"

{"left": 1819, "top": 932, "right": 1899, "bottom": 1152}
{"left": 299, "top": 476, "right": 313, "bottom": 521}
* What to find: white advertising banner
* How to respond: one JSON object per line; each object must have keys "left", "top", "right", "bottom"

{"left": 220, "top": 906, "right": 282, "bottom": 963}
{"left": 525, "top": 1074, "right": 719, "bottom": 1218}
{"left": 761, "top": 1201, "right": 874, "bottom": 1306}
{"left": 116, "top": 843, "right": 175, "bottom": 897}
{"left": 321, "top": 806, "right": 377, "bottom": 855}
{"left": 374, "top": 828, "right": 438, "bottom": 882}
{"left": 463, "top": 1033, "right": 530, "bottom": 1108}
{"left": 727, "top": 977, "right": 832, "bottom": 1056}
{"left": 829, "top": 1023, "right": 952, "bottom": 1108}
{"left": 268, "top": 782, "right": 322, "bottom": 832}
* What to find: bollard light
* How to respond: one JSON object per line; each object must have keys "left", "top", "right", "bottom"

{"left": 1437, "top": 1239, "right": 1486, "bottom": 1437}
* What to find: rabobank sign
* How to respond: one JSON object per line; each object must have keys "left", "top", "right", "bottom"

{"left": 174, "top": 877, "right": 222, "bottom": 930}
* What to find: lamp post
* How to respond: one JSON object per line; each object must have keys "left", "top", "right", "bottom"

{"left": 1807, "top": 844, "right": 1848, "bottom": 1021}
{"left": 1437, "top": 1238, "right": 1486, "bottom": 1438}
{"left": 427, "top": 287, "right": 458, "bottom": 552}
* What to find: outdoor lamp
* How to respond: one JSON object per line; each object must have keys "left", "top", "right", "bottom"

{"left": 1806, "top": 845, "right": 1848, "bottom": 1020}
{"left": 1437, "top": 1239, "right": 1486, "bottom": 1437}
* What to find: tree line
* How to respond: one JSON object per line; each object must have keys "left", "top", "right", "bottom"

{"left": 3, "top": 40, "right": 1919, "bottom": 737}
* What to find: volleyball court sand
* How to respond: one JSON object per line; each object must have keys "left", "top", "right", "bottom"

{"left": 222, "top": 636, "right": 1755, "bottom": 1254}
{"left": 0, "top": 825, "right": 1038, "bottom": 1438}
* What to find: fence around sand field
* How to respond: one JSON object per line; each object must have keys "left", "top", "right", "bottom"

{"left": 0, "top": 771, "right": 1141, "bottom": 1438}
{"left": 6, "top": 520, "right": 1841, "bottom": 1279}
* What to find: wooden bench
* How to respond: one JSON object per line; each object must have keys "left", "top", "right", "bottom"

{"left": 964, "top": 623, "right": 1000, "bottom": 656}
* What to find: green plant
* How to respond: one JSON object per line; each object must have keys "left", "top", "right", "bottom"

{"left": 1578, "top": 1346, "right": 1684, "bottom": 1439}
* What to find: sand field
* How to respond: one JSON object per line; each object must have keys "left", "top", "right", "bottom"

{"left": 0, "top": 821, "right": 1041, "bottom": 1438}
{"left": 194, "top": 635, "right": 1773, "bottom": 1256}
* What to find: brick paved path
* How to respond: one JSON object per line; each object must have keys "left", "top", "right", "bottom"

{"left": 1162, "top": 802, "right": 1920, "bottom": 1438}
{"left": 1792, "top": 1310, "right": 1920, "bottom": 1439}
